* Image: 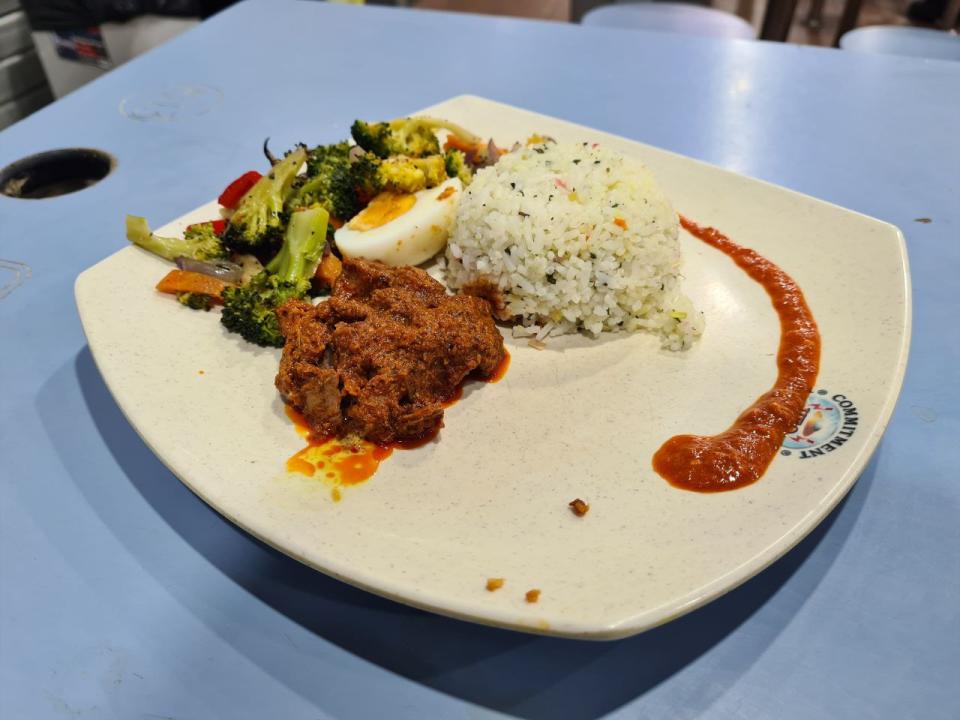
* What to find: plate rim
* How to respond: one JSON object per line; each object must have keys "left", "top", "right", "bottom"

{"left": 74, "top": 94, "right": 913, "bottom": 640}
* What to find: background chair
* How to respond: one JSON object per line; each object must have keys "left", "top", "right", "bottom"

{"left": 840, "top": 25, "right": 960, "bottom": 60}
{"left": 582, "top": 2, "right": 756, "bottom": 39}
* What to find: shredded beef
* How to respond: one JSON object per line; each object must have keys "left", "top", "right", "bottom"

{"left": 276, "top": 258, "right": 505, "bottom": 444}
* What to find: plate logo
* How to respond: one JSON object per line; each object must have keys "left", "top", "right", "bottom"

{"left": 781, "top": 390, "right": 858, "bottom": 459}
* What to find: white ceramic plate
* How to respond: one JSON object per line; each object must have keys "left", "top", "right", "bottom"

{"left": 76, "top": 96, "right": 909, "bottom": 639}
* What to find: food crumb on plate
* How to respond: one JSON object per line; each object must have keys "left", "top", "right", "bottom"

{"left": 569, "top": 498, "right": 589, "bottom": 517}
{"left": 525, "top": 589, "right": 541, "bottom": 603}
{"left": 528, "top": 338, "right": 546, "bottom": 350}
{"left": 486, "top": 577, "right": 505, "bottom": 591}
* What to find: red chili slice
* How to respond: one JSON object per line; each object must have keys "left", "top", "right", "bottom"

{"left": 186, "top": 218, "right": 227, "bottom": 235}
{"left": 218, "top": 171, "right": 262, "bottom": 209}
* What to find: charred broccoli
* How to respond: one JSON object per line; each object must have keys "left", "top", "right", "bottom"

{"left": 351, "top": 152, "right": 447, "bottom": 198}
{"left": 351, "top": 118, "right": 439, "bottom": 158}
{"left": 305, "top": 141, "right": 351, "bottom": 176}
{"left": 220, "top": 272, "right": 304, "bottom": 347}
{"left": 221, "top": 205, "right": 329, "bottom": 347}
{"left": 287, "top": 142, "right": 359, "bottom": 220}
{"left": 221, "top": 146, "right": 306, "bottom": 252}
{"left": 126, "top": 215, "right": 227, "bottom": 261}
{"left": 351, "top": 116, "right": 483, "bottom": 159}
{"left": 444, "top": 149, "right": 473, "bottom": 186}
{"left": 177, "top": 292, "right": 215, "bottom": 311}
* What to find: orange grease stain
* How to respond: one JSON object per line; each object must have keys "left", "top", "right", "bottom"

{"left": 284, "top": 406, "right": 391, "bottom": 490}
{"left": 286, "top": 452, "right": 315, "bottom": 477}
{"left": 283, "top": 349, "right": 510, "bottom": 494}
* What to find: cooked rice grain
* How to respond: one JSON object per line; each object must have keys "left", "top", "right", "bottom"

{"left": 445, "top": 142, "right": 703, "bottom": 350}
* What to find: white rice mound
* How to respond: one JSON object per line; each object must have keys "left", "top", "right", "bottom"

{"left": 444, "top": 141, "right": 704, "bottom": 350}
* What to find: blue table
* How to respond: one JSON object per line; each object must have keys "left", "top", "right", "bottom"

{"left": 2, "top": 2, "right": 958, "bottom": 717}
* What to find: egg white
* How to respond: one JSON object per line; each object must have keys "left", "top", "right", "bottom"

{"left": 335, "top": 177, "right": 462, "bottom": 266}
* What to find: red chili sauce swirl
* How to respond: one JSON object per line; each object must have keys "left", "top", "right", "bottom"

{"left": 653, "top": 216, "right": 821, "bottom": 492}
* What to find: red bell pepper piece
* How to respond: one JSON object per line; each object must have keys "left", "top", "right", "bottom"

{"left": 218, "top": 171, "right": 262, "bottom": 209}
{"left": 186, "top": 218, "right": 228, "bottom": 235}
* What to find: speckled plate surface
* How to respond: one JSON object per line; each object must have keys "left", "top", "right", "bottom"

{"left": 75, "top": 96, "right": 910, "bottom": 639}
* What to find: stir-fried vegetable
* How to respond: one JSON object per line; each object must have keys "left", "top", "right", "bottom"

{"left": 175, "top": 256, "right": 244, "bottom": 283}
{"left": 218, "top": 171, "right": 262, "bottom": 209}
{"left": 221, "top": 146, "right": 306, "bottom": 252}
{"left": 130, "top": 115, "right": 496, "bottom": 346}
{"left": 443, "top": 134, "right": 504, "bottom": 168}
{"left": 178, "top": 293, "right": 216, "bottom": 311}
{"left": 127, "top": 216, "right": 227, "bottom": 262}
{"left": 221, "top": 206, "right": 329, "bottom": 347}
{"left": 351, "top": 152, "right": 447, "bottom": 199}
{"left": 444, "top": 149, "right": 473, "bottom": 186}
{"left": 286, "top": 142, "right": 359, "bottom": 220}
{"left": 155, "top": 269, "right": 233, "bottom": 300}
{"left": 351, "top": 116, "right": 483, "bottom": 159}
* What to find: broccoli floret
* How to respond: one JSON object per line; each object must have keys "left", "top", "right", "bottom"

{"left": 221, "top": 206, "right": 329, "bottom": 347}
{"left": 126, "top": 215, "right": 227, "bottom": 261}
{"left": 287, "top": 142, "right": 360, "bottom": 220}
{"left": 264, "top": 205, "right": 330, "bottom": 280}
{"left": 222, "top": 146, "right": 306, "bottom": 252}
{"left": 305, "top": 141, "right": 351, "bottom": 176}
{"left": 444, "top": 149, "right": 473, "bottom": 186}
{"left": 377, "top": 155, "right": 446, "bottom": 193}
{"left": 351, "top": 118, "right": 439, "bottom": 158}
{"left": 351, "top": 116, "right": 484, "bottom": 159}
{"left": 350, "top": 120, "right": 392, "bottom": 157}
{"left": 349, "top": 153, "right": 380, "bottom": 199}
{"left": 351, "top": 152, "right": 447, "bottom": 199}
{"left": 289, "top": 166, "right": 359, "bottom": 221}
{"left": 182, "top": 222, "right": 227, "bottom": 257}
{"left": 220, "top": 273, "right": 305, "bottom": 347}
{"left": 177, "top": 292, "right": 214, "bottom": 311}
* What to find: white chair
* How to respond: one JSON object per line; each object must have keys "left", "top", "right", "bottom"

{"left": 840, "top": 26, "right": 960, "bottom": 61}
{"left": 582, "top": 2, "right": 756, "bottom": 40}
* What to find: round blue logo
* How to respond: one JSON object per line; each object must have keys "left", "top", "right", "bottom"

{"left": 782, "top": 390, "right": 859, "bottom": 458}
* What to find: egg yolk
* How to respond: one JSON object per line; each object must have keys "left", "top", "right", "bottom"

{"left": 348, "top": 192, "right": 417, "bottom": 231}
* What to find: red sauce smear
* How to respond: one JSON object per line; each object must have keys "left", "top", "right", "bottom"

{"left": 285, "top": 349, "right": 510, "bottom": 492}
{"left": 653, "top": 216, "right": 821, "bottom": 492}
{"left": 486, "top": 349, "right": 512, "bottom": 383}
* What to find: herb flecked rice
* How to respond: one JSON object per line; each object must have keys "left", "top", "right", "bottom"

{"left": 444, "top": 142, "right": 704, "bottom": 350}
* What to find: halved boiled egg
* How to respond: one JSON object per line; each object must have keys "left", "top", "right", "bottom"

{"left": 335, "top": 177, "right": 462, "bottom": 266}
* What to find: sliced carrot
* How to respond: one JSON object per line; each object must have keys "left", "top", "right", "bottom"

{"left": 443, "top": 134, "right": 483, "bottom": 155}
{"left": 155, "top": 269, "right": 232, "bottom": 302}
{"left": 443, "top": 134, "right": 504, "bottom": 164}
